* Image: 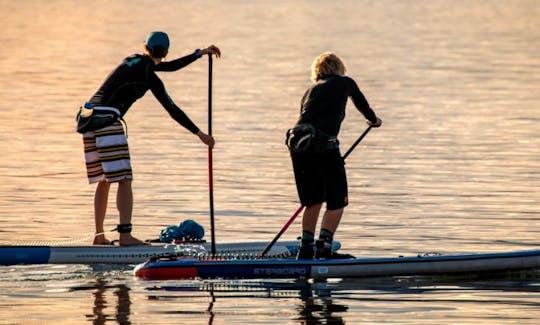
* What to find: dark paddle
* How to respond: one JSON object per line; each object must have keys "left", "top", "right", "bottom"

{"left": 208, "top": 54, "right": 216, "bottom": 256}
{"left": 258, "top": 125, "right": 373, "bottom": 258}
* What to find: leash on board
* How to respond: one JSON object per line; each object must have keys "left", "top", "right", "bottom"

{"left": 11, "top": 232, "right": 100, "bottom": 246}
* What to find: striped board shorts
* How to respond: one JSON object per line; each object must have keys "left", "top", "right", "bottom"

{"left": 83, "top": 121, "right": 133, "bottom": 183}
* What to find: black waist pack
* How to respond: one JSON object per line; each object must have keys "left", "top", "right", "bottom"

{"left": 76, "top": 103, "right": 120, "bottom": 134}
{"left": 286, "top": 123, "right": 334, "bottom": 154}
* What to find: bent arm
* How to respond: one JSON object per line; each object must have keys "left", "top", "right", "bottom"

{"left": 347, "top": 77, "right": 378, "bottom": 123}
{"left": 155, "top": 51, "right": 201, "bottom": 72}
{"left": 149, "top": 73, "right": 200, "bottom": 134}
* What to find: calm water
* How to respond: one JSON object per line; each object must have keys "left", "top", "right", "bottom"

{"left": 1, "top": 0, "right": 539, "bottom": 323}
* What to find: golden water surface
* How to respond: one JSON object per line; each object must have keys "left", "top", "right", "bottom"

{"left": 0, "top": 0, "right": 539, "bottom": 324}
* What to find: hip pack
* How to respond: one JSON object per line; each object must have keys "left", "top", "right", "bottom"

{"left": 285, "top": 123, "right": 337, "bottom": 154}
{"left": 76, "top": 103, "right": 121, "bottom": 134}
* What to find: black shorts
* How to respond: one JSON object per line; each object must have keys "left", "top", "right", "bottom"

{"left": 291, "top": 149, "right": 348, "bottom": 210}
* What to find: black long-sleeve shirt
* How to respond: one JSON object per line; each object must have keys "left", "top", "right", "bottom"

{"left": 298, "top": 76, "right": 377, "bottom": 137}
{"left": 89, "top": 52, "right": 201, "bottom": 134}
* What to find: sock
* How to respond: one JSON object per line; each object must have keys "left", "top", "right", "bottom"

{"left": 301, "top": 231, "right": 315, "bottom": 245}
{"left": 319, "top": 228, "right": 333, "bottom": 243}
{"left": 316, "top": 228, "right": 334, "bottom": 259}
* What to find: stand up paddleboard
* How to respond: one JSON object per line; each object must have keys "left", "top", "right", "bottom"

{"left": 0, "top": 240, "right": 341, "bottom": 265}
{"left": 134, "top": 248, "right": 540, "bottom": 280}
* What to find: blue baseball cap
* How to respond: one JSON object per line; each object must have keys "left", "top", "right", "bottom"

{"left": 145, "top": 31, "right": 170, "bottom": 51}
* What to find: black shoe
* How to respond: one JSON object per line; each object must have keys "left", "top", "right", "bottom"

{"left": 296, "top": 244, "right": 314, "bottom": 259}
{"left": 315, "top": 239, "right": 332, "bottom": 259}
{"left": 327, "top": 252, "right": 356, "bottom": 259}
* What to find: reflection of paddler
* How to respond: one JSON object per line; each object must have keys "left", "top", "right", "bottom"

{"left": 73, "top": 278, "right": 131, "bottom": 325}
{"left": 76, "top": 31, "right": 220, "bottom": 246}
{"left": 297, "top": 283, "right": 347, "bottom": 324}
{"left": 113, "top": 284, "right": 131, "bottom": 324}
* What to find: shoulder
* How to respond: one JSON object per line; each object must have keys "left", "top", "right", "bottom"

{"left": 122, "top": 54, "right": 152, "bottom": 68}
{"left": 340, "top": 75, "right": 356, "bottom": 85}
{"left": 319, "top": 76, "right": 355, "bottom": 93}
{"left": 339, "top": 76, "right": 360, "bottom": 91}
{"left": 322, "top": 75, "right": 353, "bottom": 85}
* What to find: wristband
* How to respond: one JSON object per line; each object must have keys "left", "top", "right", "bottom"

{"left": 195, "top": 49, "right": 202, "bottom": 58}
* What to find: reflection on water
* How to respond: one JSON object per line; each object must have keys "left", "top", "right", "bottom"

{"left": 295, "top": 285, "right": 347, "bottom": 325}
{"left": 145, "top": 280, "right": 347, "bottom": 324}
{"left": 71, "top": 279, "right": 132, "bottom": 325}
{"left": 2, "top": 264, "right": 540, "bottom": 324}
{"left": 1, "top": 0, "right": 540, "bottom": 323}
{"left": 141, "top": 275, "right": 540, "bottom": 325}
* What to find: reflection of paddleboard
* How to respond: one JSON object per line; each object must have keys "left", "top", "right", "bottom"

{"left": 135, "top": 248, "right": 540, "bottom": 280}
{"left": 1, "top": 240, "right": 339, "bottom": 265}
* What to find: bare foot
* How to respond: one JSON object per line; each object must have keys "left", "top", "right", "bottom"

{"left": 93, "top": 234, "right": 112, "bottom": 245}
{"left": 119, "top": 233, "right": 149, "bottom": 246}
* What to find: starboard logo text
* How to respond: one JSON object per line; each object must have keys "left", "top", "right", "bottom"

{"left": 253, "top": 267, "right": 308, "bottom": 276}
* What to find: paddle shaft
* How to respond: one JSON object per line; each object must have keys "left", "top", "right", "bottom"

{"left": 258, "top": 206, "right": 305, "bottom": 258}
{"left": 208, "top": 54, "right": 216, "bottom": 256}
{"left": 258, "top": 125, "right": 373, "bottom": 257}
{"left": 342, "top": 125, "right": 372, "bottom": 160}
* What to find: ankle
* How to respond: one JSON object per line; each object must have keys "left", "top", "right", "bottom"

{"left": 300, "top": 230, "right": 314, "bottom": 244}
{"left": 116, "top": 223, "right": 133, "bottom": 234}
{"left": 315, "top": 239, "right": 333, "bottom": 259}
{"left": 319, "top": 228, "right": 333, "bottom": 242}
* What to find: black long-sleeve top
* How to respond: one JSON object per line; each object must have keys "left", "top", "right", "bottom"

{"left": 298, "top": 75, "right": 377, "bottom": 137}
{"left": 89, "top": 52, "right": 202, "bottom": 134}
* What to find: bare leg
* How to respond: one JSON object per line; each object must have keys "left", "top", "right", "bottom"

{"left": 117, "top": 180, "right": 147, "bottom": 246}
{"left": 320, "top": 208, "right": 344, "bottom": 234}
{"left": 117, "top": 180, "right": 133, "bottom": 225}
{"left": 296, "top": 203, "right": 323, "bottom": 259}
{"left": 93, "top": 181, "right": 111, "bottom": 245}
{"left": 302, "top": 203, "right": 323, "bottom": 234}
{"left": 318, "top": 208, "right": 355, "bottom": 259}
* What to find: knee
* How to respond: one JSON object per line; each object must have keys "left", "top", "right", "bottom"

{"left": 97, "top": 181, "right": 111, "bottom": 190}
{"left": 325, "top": 208, "right": 344, "bottom": 218}
{"left": 305, "top": 203, "right": 323, "bottom": 216}
{"left": 306, "top": 203, "right": 323, "bottom": 210}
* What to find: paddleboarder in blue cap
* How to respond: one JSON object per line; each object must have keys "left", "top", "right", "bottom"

{"left": 78, "top": 31, "right": 220, "bottom": 246}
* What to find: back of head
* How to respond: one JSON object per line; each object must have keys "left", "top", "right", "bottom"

{"left": 145, "top": 31, "right": 169, "bottom": 58}
{"left": 311, "top": 52, "right": 346, "bottom": 82}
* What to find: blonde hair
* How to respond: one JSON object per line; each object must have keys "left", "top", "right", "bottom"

{"left": 311, "top": 52, "right": 346, "bottom": 82}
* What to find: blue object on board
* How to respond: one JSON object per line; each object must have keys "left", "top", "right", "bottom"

{"left": 159, "top": 219, "right": 205, "bottom": 242}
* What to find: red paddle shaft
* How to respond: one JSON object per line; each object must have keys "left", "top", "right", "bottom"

{"left": 208, "top": 54, "right": 216, "bottom": 256}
